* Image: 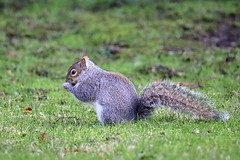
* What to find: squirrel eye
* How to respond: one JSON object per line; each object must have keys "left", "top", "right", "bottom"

{"left": 70, "top": 69, "right": 77, "bottom": 76}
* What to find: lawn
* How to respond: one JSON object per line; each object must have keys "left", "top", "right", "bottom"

{"left": 0, "top": 0, "right": 239, "bottom": 159}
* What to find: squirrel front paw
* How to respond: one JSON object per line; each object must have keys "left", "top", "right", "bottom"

{"left": 63, "top": 82, "right": 73, "bottom": 92}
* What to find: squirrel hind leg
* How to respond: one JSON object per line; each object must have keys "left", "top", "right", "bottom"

{"left": 136, "top": 104, "right": 155, "bottom": 120}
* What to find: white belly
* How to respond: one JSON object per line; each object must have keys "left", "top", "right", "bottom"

{"left": 93, "top": 101, "right": 103, "bottom": 124}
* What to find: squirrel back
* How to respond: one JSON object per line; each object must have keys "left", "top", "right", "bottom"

{"left": 63, "top": 56, "right": 230, "bottom": 125}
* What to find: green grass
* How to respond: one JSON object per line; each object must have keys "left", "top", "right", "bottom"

{"left": 0, "top": 0, "right": 240, "bottom": 159}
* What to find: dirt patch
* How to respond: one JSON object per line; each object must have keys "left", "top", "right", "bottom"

{"left": 31, "top": 68, "right": 49, "bottom": 77}
{"left": 0, "top": 0, "right": 35, "bottom": 11}
{"left": 203, "top": 23, "right": 240, "bottom": 48}
{"left": 103, "top": 41, "right": 129, "bottom": 57}
{"left": 174, "top": 81, "right": 202, "bottom": 89}
{"left": 138, "top": 64, "right": 184, "bottom": 79}
{"left": 182, "top": 13, "right": 240, "bottom": 48}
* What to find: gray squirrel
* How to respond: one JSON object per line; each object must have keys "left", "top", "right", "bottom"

{"left": 63, "top": 56, "right": 229, "bottom": 125}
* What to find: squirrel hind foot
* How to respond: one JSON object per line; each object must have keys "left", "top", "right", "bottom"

{"left": 137, "top": 104, "right": 156, "bottom": 120}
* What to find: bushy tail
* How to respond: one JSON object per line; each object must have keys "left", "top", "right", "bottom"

{"left": 137, "top": 80, "right": 230, "bottom": 121}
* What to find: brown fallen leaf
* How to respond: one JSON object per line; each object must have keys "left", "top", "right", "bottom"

{"left": 25, "top": 106, "right": 32, "bottom": 113}
{"left": 40, "top": 132, "right": 48, "bottom": 141}
{"left": 73, "top": 149, "right": 80, "bottom": 152}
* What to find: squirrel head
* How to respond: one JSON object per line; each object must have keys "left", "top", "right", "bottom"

{"left": 64, "top": 56, "right": 89, "bottom": 86}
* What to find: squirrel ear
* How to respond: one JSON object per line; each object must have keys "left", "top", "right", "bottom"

{"left": 80, "top": 56, "right": 89, "bottom": 70}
